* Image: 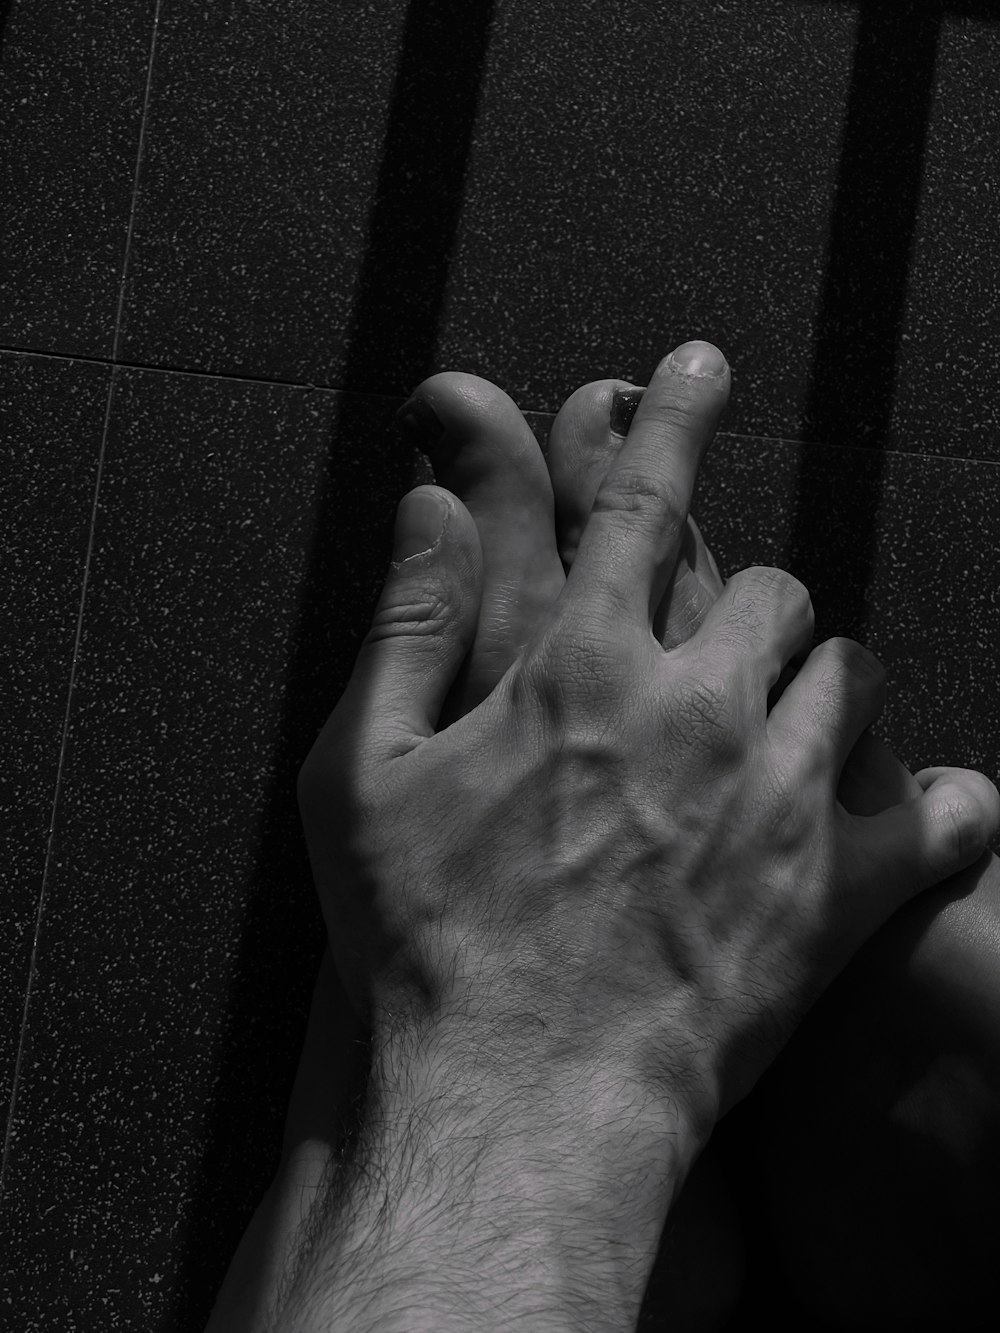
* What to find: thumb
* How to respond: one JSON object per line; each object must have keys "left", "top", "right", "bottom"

{"left": 341, "top": 485, "right": 483, "bottom": 755}
{"left": 850, "top": 766, "right": 1000, "bottom": 906}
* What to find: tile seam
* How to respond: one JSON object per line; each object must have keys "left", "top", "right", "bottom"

{"left": 0, "top": 0, "right": 165, "bottom": 1197}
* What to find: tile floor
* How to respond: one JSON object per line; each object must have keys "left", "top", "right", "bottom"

{"left": 2, "top": 0, "right": 999, "bottom": 1328}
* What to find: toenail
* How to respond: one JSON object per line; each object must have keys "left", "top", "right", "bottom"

{"left": 610, "top": 386, "right": 646, "bottom": 436}
{"left": 664, "top": 340, "right": 728, "bottom": 379}
{"left": 394, "top": 396, "right": 446, "bottom": 451}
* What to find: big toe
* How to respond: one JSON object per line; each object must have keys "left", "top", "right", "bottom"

{"left": 395, "top": 372, "right": 565, "bottom": 719}
{"left": 547, "top": 364, "right": 727, "bottom": 650}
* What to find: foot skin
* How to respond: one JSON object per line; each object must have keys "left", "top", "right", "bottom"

{"left": 205, "top": 355, "right": 743, "bottom": 1333}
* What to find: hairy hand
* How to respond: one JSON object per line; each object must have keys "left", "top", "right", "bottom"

{"left": 298, "top": 347, "right": 999, "bottom": 1135}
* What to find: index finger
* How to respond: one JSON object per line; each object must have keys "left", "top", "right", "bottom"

{"left": 561, "top": 340, "right": 730, "bottom": 641}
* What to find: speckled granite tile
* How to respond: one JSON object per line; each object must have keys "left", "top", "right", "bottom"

{"left": 118, "top": 0, "right": 412, "bottom": 382}
{"left": 5, "top": 362, "right": 999, "bottom": 1328}
{"left": 447, "top": 0, "right": 1000, "bottom": 462}
{"left": 118, "top": 0, "right": 1000, "bottom": 459}
{"left": 0, "top": 371, "right": 419, "bottom": 1331}
{"left": 0, "top": 350, "right": 107, "bottom": 1167}
{"left": 0, "top": 0, "right": 158, "bottom": 356}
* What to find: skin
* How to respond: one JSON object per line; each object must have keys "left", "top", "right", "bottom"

{"left": 206, "top": 347, "right": 1000, "bottom": 1333}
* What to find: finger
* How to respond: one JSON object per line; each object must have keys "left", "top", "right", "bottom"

{"left": 561, "top": 341, "right": 730, "bottom": 641}
{"left": 612, "top": 387, "right": 727, "bottom": 649}
{"left": 688, "top": 515, "right": 724, "bottom": 599}
{"left": 608, "top": 386, "right": 726, "bottom": 610}
{"left": 548, "top": 378, "right": 632, "bottom": 571}
{"left": 396, "top": 373, "right": 565, "bottom": 721}
{"left": 330, "top": 485, "right": 483, "bottom": 760}
{"left": 768, "top": 637, "right": 887, "bottom": 787}
{"left": 654, "top": 514, "right": 726, "bottom": 650}
{"left": 563, "top": 384, "right": 726, "bottom": 649}
{"left": 913, "top": 764, "right": 992, "bottom": 794}
{"left": 679, "top": 566, "right": 816, "bottom": 717}
{"left": 837, "top": 727, "right": 923, "bottom": 815}
{"left": 699, "top": 519, "right": 724, "bottom": 588}
{"left": 769, "top": 667, "right": 928, "bottom": 818}
{"left": 847, "top": 767, "right": 1000, "bottom": 907}
{"left": 547, "top": 378, "right": 727, "bottom": 651}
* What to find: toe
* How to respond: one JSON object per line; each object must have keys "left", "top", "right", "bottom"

{"left": 547, "top": 379, "right": 727, "bottom": 650}
{"left": 396, "top": 372, "right": 565, "bottom": 719}
{"left": 546, "top": 379, "right": 626, "bottom": 572}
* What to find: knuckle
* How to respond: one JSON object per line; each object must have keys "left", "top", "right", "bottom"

{"left": 828, "top": 636, "right": 886, "bottom": 687}
{"left": 643, "top": 389, "right": 702, "bottom": 436}
{"left": 524, "top": 622, "right": 621, "bottom": 716}
{"left": 710, "top": 567, "right": 812, "bottom": 656}
{"left": 666, "top": 671, "right": 743, "bottom": 758}
{"left": 742, "top": 565, "right": 813, "bottom": 618}
{"left": 799, "top": 641, "right": 885, "bottom": 733}
{"left": 365, "top": 582, "right": 454, "bottom": 644}
{"left": 934, "top": 795, "right": 976, "bottom": 869}
{"left": 593, "top": 466, "right": 687, "bottom": 532}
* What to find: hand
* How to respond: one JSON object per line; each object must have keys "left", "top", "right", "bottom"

{"left": 559, "top": 380, "right": 928, "bottom": 821}
{"left": 297, "top": 342, "right": 999, "bottom": 1134}
{"left": 585, "top": 384, "right": 1000, "bottom": 1327}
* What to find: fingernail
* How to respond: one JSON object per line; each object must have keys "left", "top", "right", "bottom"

{"left": 394, "top": 397, "right": 445, "bottom": 451}
{"left": 610, "top": 385, "right": 646, "bottom": 436}
{"left": 392, "top": 489, "right": 448, "bottom": 562}
{"left": 665, "top": 340, "right": 728, "bottom": 379}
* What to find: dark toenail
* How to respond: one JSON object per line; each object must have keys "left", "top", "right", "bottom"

{"left": 610, "top": 386, "right": 646, "bottom": 436}
{"left": 394, "top": 397, "right": 446, "bottom": 451}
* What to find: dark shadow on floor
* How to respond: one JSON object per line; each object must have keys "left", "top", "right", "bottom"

{"left": 0, "top": 0, "right": 13, "bottom": 56}
{"left": 175, "top": 1, "right": 497, "bottom": 1327}
{"left": 792, "top": 0, "right": 944, "bottom": 645}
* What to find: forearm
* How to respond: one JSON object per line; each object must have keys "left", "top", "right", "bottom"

{"left": 268, "top": 1018, "right": 701, "bottom": 1333}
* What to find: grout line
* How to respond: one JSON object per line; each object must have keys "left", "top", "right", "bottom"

{"left": 110, "top": 0, "right": 163, "bottom": 367}
{"left": 0, "top": 341, "right": 994, "bottom": 469}
{"left": 1, "top": 0, "right": 165, "bottom": 1196}
{"left": 0, "top": 343, "right": 402, "bottom": 402}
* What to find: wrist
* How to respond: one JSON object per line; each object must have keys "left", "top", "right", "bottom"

{"left": 380, "top": 1025, "right": 697, "bottom": 1328}
{"left": 383, "top": 1009, "right": 699, "bottom": 1191}
{"left": 274, "top": 1013, "right": 704, "bottom": 1332}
